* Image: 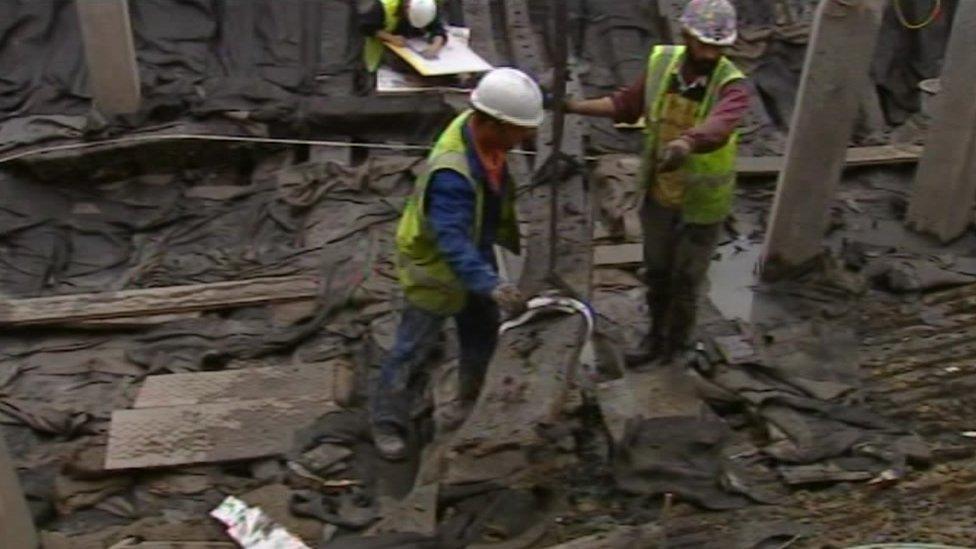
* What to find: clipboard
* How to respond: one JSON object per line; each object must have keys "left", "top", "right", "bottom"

{"left": 384, "top": 27, "right": 493, "bottom": 77}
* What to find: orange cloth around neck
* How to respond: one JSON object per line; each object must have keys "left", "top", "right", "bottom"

{"left": 469, "top": 121, "right": 507, "bottom": 193}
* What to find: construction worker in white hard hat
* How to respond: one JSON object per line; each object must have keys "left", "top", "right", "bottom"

{"left": 564, "top": 0, "right": 750, "bottom": 366}
{"left": 370, "top": 68, "right": 543, "bottom": 460}
{"left": 359, "top": 0, "right": 446, "bottom": 74}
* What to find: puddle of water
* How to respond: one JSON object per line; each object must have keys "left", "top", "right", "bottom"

{"left": 708, "top": 238, "right": 762, "bottom": 321}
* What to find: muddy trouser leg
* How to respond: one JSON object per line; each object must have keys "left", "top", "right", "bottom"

{"left": 454, "top": 293, "right": 501, "bottom": 403}
{"left": 640, "top": 196, "right": 682, "bottom": 341}
{"left": 668, "top": 221, "right": 722, "bottom": 349}
{"left": 370, "top": 303, "right": 446, "bottom": 434}
{"left": 354, "top": 66, "right": 375, "bottom": 96}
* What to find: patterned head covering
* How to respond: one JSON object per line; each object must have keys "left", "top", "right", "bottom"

{"left": 680, "top": 0, "right": 738, "bottom": 46}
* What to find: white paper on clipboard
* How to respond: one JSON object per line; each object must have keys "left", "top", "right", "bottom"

{"left": 385, "top": 26, "right": 493, "bottom": 76}
{"left": 376, "top": 66, "right": 473, "bottom": 94}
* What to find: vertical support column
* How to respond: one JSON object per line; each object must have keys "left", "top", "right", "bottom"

{"left": 906, "top": 1, "right": 976, "bottom": 242}
{"left": 0, "top": 435, "right": 37, "bottom": 548}
{"left": 760, "top": 0, "right": 884, "bottom": 277}
{"left": 75, "top": 0, "right": 141, "bottom": 115}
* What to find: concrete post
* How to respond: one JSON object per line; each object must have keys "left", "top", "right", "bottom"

{"left": 906, "top": 0, "right": 976, "bottom": 242}
{"left": 75, "top": 0, "right": 141, "bottom": 115}
{"left": 0, "top": 435, "right": 37, "bottom": 549}
{"left": 760, "top": 0, "right": 885, "bottom": 278}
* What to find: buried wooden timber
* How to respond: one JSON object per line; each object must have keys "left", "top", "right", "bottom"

{"left": 105, "top": 396, "right": 341, "bottom": 470}
{"left": 736, "top": 144, "right": 923, "bottom": 177}
{"left": 0, "top": 276, "right": 319, "bottom": 326}
{"left": 907, "top": 0, "right": 976, "bottom": 242}
{"left": 75, "top": 0, "right": 141, "bottom": 115}
{"left": 760, "top": 0, "right": 886, "bottom": 277}
{"left": 132, "top": 361, "right": 354, "bottom": 409}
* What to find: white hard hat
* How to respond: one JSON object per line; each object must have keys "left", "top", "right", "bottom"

{"left": 470, "top": 68, "right": 544, "bottom": 128}
{"left": 408, "top": 0, "right": 437, "bottom": 28}
{"left": 680, "top": 0, "right": 738, "bottom": 46}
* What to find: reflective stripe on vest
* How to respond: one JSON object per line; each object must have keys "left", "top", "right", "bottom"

{"left": 639, "top": 45, "right": 745, "bottom": 225}
{"left": 395, "top": 111, "right": 520, "bottom": 315}
{"left": 364, "top": 0, "right": 402, "bottom": 73}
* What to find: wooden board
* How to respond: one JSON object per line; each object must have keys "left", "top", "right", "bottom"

{"left": 0, "top": 276, "right": 319, "bottom": 326}
{"left": 385, "top": 27, "right": 492, "bottom": 76}
{"left": 594, "top": 244, "right": 643, "bottom": 266}
{"left": 760, "top": 0, "right": 886, "bottom": 273}
{"left": 134, "top": 363, "right": 342, "bottom": 409}
{"left": 105, "top": 396, "right": 339, "bottom": 469}
{"left": 76, "top": 0, "right": 140, "bottom": 114}
{"left": 907, "top": 0, "right": 976, "bottom": 241}
{"left": 737, "top": 144, "right": 922, "bottom": 177}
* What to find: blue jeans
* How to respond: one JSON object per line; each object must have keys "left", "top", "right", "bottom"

{"left": 370, "top": 294, "right": 500, "bottom": 433}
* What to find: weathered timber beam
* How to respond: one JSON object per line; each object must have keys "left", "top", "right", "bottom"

{"left": 736, "top": 144, "right": 922, "bottom": 177}
{"left": 75, "top": 0, "right": 141, "bottom": 115}
{"left": 906, "top": 0, "right": 976, "bottom": 242}
{"left": 0, "top": 276, "right": 319, "bottom": 326}
{"left": 760, "top": 0, "right": 885, "bottom": 277}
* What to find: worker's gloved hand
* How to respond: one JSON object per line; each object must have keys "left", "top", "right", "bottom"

{"left": 491, "top": 282, "right": 527, "bottom": 316}
{"left": 657, "top": 138, "right": 692, "bottom": 173}
{"left": 531, "top": 151, "right": 580, "bottom": 188}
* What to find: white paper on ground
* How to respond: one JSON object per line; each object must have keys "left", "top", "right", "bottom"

{"left": 211, "top": 496, "right": 310, "bottom": 549}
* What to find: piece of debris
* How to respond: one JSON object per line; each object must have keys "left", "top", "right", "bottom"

{"left": 211, "top": 496, "right": 309, "bottom": 549}
{"left": 778, "top": 464, "right": 875, "bottom": 486}
{"left": 368, "top": 483, "right": 440, "bottom": 538}
{"left": 712, "top": 334, "right": 759, "bottom": 365}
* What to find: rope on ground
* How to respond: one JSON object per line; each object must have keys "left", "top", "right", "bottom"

{"left": 893, "top": 0, "right": 941, "bottom": 30}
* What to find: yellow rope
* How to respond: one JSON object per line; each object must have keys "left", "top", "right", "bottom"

{"left": 893, "top": 0, "right": 942, "bottom": 30}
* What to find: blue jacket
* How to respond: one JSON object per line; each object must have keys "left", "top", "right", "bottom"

{"left": 424, "top": 123, "right": 505, "bottom": 296}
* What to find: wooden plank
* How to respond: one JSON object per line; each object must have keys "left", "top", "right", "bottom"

{"left": 414, "top": 0, "right": 592, "bottom": 489}
{"left": 133, "top": 363, "right": 342, "bottom": 408}
{"left": 736, "top": 144, "right": 923, "bottom": 177}
{"left": 907, "top": 0, "right": 976, "bottom": 242}
{"left": 105, "top": 396, "right": 339, "bottom": 469}
{"left": 0, "top": 276, "right": 319, "bottom": 326}
{"left": 594, "top": 244, "right": 643, "bottom": 266}
{"left": 76, "top": 0, "right": 141, "bottom": 114}
{"left": 0, "top": 435, "right": 37, "bottom": 549}
{"left": 760, "top": 0, "right": 886, "bottom": 276}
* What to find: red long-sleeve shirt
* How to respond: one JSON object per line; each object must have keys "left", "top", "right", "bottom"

{"left": 610, "top": 65, "right": 751, "bottom": 153}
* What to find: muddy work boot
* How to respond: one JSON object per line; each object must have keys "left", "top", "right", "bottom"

{"left": 372, "top": 426, "right": 407, "bottom": 461}
{"left": 435, "top": 398, "right": 476, "bottom": 435}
